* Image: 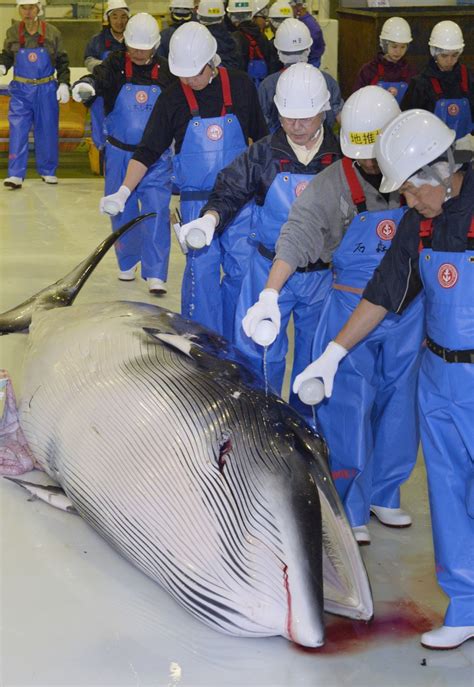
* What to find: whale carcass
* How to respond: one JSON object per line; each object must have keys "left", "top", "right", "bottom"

{"left": 0, "top": 219, "right": 373, "bottom": 647}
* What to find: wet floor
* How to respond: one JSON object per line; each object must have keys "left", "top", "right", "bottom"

{"left": 1, "top": 179, "right": 473, "bottom": 686}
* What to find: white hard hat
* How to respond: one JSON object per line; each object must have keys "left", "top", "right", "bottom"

{"left": 103, "top": 0, "right": 129, "bottom": 22}
{"left": 374, "top": 109, "right": 456, "bottom": 193}
{"left": 274, "top": 18, "right": 312, "bottom": 52}
{"left": 379, "top": 17, "right": 412, "bottom": 46}
{"left": 252, "top": 0, "right": 269, "bottom": 17}
{"left": 227, "top": 0, "right": 253, "bottom": 12}
{"left": 268, "top": 0, "right": 293, "bottom": 20}
{"left": 17, "top": 0, "right": 44, "bottom": 15}
{"left": 124, "top": 13, "right": 161, "bottom": 50}
{"left": 340, "top": 86, "right": 400, "bottom": 160}
{"left": 198, "top": 0, "right": 225, "bottom": 19}
{"left": 170, "top": 0, "right": 195, "bottom": 8}
{"left": 168, "top": 22, "right": 217, "bottom": 77}
{"left": 428, "top": 20, "right": 464, "bottom": 52}
{"left": 274, "top": 63, "right": 330, "bottom": 118}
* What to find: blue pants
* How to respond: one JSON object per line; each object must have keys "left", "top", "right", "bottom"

{"left": 418, "top": 350, "right": 474, "bottom": 627}
{"left": 181, "top": 199, "right": 254, "bottom": 339}
{"left": 8, "top": 81, "right": 58, "bottom": 179}
{"left": 313, "top": 290, "right": 424, "bottom": 526}
{"left": 234, "top": 249, "right": 331, "bottom": 421}
{"left": 104, "top": 143, "right": 172, "bottom": 280}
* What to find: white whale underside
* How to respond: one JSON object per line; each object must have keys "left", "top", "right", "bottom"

{"left": 17, "top": 301, "right": 373, "bottom": 647}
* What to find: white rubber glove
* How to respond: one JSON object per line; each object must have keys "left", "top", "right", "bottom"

{"left": 99, "top": 185, "right": 131, "bottom": 216}
{"left": 72, "top": 82, "right": 96, "bottom": 103}
{"left": 177, "top": 214, "right": 217, "bottom": 248}
{"left": 56, "top": 83, "right": 70, "bottom": 104}
{"left": 0, "top": 65, "right": 7, "bottom": 76}
{"left": 293, "top": 341, "right": 348, "bottom": 399}
{"left": 242, "top": 289, "right": 281, "bottom": 341}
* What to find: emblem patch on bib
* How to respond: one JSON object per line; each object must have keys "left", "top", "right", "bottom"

{"left": 295, "top": 181, "right": 309, "bottom": 197}
{"left": 207, "top": 124, "right": 223, "bottom": 141}
{"left": 447, "top": 103, "right": 459, "bottom": 117}
{"left": 376, "top": 219, "right": 396, "bottom": 241}
{"left": 438, "top": 263, "right": 458, "bottom": 289}
{"left": 135, "top": 90, "right": 148, "bottom": 104}
{"left": 28, "top": 52, "right": 38, "bottom": 63}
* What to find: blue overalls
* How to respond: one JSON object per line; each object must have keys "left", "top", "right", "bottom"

{"left": 234, "top": 155, "right": 334, "bottom": 419}
{"left": 430, "top": 65, "right": 473, "bottom": 140}
{"left": 242, "top": 31, "right": 268, "bottom": 87}
{"left": 312, "top": 158, "right": 425, "bottom": 526}
{"left": 173, "top": 68, "right": 254, "bottom": 338}
{"left": 370, "top": 62, "right": 409, "bottom": 105}
{"left": 104, "top": 54, "right": 172, "bottom": 279}
{"left": 418, "top": 216, "right": 474, "bottom": 627}
{"left": 89, "top": 38, "right": 114, "bottom": 151}
{"left": 8, "top": 21, "right": 58, "bottom": 179}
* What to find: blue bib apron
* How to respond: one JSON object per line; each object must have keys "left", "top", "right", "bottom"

{"left": 173, "top": 68, "right": 254, "bottom": 338}
{"left": 234, "top": 161, "right": 333, "bottom": 421}
{"left": 312, "top": 159, "right": 425, "bottom": 526}
{"left": 430, "top": 66, "right": 473, "bottom": 140}
{"left": 8, "top": 21, "right": 58, "bottom": 179}
{"left": 418, "top": 216, "right": 474, "bottom": 627}
{"left": 370, "top": 63, "right": 408, "bottom": 105}
{"left": 104, "top": 55, "right": 172, "bottom": 279}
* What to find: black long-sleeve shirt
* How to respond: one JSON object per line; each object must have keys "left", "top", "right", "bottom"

{"left": 73, "top": 51, "right": 175, "bottom": 116}
{"left": 132, "top": 67, "right": 268, "bottom": 168}
{"left": 364, "top": 163, "right": 474, "bottom": 313}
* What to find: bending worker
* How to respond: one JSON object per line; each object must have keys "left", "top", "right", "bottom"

{"left": 1, "top": 0, "right": 70, "bottom": 190}
{"left": 303, "top": 87, "right": 424, "bottom": 545}
{"left": 180, "top": 63, "right": 340, "bottom": 419}
{"left": 83, "top": 0, "right": 129, "bottom": 152}
{"left": 293, "top": 110, "right": 474, "bottom": 651}
{"left": 100, "top": 21, "right": 267, "bottom": 337}
{"left": 73, "top": 13, "right": 174, "bottom": 295}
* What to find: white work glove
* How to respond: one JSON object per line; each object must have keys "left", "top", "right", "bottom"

{"left": 100, "top": 185, "right": 131, "bottom": 216}
{"left": 56, "top": 83, "right": 70, "bottom": 104}
{"left": 242, "top": 288, "right": 281, "bottom": 341}
{"left": 0, "top": 65, "right": 6, "bottom": 76}
{"left": 293, "top": 341, "right": 348, "bottom": 399}
{"left": 72, "top": 82, "right": 96, "bottom": 103}
{"left": 177, "top": 214, "right": 217, "bottom": 248}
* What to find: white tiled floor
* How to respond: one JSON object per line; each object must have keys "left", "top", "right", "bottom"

{"left": 1, "top": 179, "right": 473, "bottom": 686}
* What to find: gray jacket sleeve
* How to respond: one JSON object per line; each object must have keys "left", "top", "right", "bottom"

{"left": 275, "top": 160, "right": 400, "bottom": 270}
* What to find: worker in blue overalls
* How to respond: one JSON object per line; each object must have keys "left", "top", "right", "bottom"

{"left": 179, "top": 63, "right": 339, "bottom": 418}
{"left": 83, "top": 0, "right": 129, "bottom": 153}
{"left": 1, "top": 0, "right": 70, "bottom": 190}
{"left": 306, "top": 87, "right": 424, "bottom": 545}
{"left": 354, "top": 17, "right": 416, "bottom": 105}
{"left": 73, "top": 13, "right": 174, "bottom": 295}
{"left": 99, "top": 21, "right": 267, "bottom": 337}
{"left": 227, "top": 0, "right": 280, "bottom": 87}
{"left": 401, "top": 21, "right": 473, "bottom": 147}
{"left": 294, "top": 110, "right": 474, "bottom": 651}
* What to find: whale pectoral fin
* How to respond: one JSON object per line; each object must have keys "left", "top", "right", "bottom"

{"left": 3, "top": 476, "right": 77, "bottom": 514}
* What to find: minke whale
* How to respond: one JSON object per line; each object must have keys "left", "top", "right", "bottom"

{"left": 0, "top": 218, "right": 373, "bottom": 647}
